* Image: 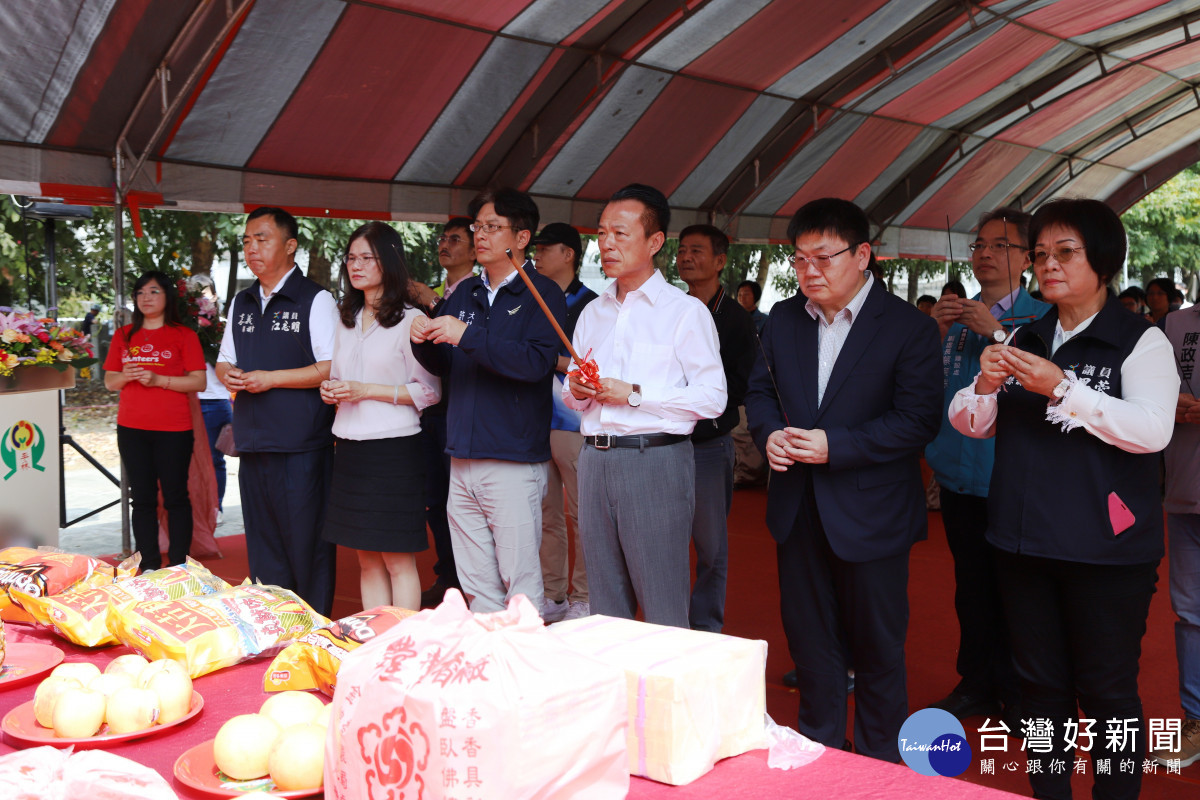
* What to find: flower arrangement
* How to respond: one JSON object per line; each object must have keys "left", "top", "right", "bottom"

{"left": 173, "top": 275, "right": 224, "bottom": 366}
{"left": 0, "top": 308, "right": 98, "bottom": 377}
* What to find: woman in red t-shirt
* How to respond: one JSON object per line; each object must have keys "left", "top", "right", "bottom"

{"left": 104, "top": 271, "right": 206, "bottom": 570}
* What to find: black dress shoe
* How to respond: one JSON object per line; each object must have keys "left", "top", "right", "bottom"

{"left": 929, "top": 689, "right": 1001, "bottom": 720}
{"left": 783, "top": 669, "right": 799, "bottom": 688}
{"left": 419, "top": 579, "right": 460, "bottom": 609}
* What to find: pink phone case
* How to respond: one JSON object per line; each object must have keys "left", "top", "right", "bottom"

{"left": 1108, "top": 492, "right": 1135, "bottom": 535}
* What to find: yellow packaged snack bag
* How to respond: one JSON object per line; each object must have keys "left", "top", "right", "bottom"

{"left": 263, "top": 605, "right": 417, "bottom": 695}
{"left": 106, "top": 582, "right": 330, "bottom": 678}
{"left": 0, "top": 547, "right": 125, "bottom": 624}
{"left": 13, "top": 557, "right": 229, "bottom": 647}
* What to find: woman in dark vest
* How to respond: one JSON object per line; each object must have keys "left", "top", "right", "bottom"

{"left": 104, "top": 271, "right": 207, "bottom": 570}
{"left": 948, "top": 198, "right": 1177, "bottom": 800}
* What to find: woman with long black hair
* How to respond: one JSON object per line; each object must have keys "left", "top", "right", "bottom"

{"left": 320, "top": 222, "right": 440, "bottom": 610}
{"left": 104, "top": 271, "right": 207, "bottom": 570}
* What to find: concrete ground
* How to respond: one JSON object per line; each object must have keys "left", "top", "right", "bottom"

{"left": 58, "top": 451, "right": 244, "bottom": 557}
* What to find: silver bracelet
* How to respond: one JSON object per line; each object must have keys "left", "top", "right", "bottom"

{"left": 393, "top": 384, "right": 399, "bottom": 405}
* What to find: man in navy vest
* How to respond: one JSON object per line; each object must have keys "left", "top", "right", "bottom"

{"left": 217, "top": 207, "right": 338, "bottom": 616}
{"left": 411, "top": 188, "right": 566, "bottom": 614}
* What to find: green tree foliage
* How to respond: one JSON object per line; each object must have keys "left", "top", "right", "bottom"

{"left": 1122, "top": 164, "right": 1200, "bottom": 297}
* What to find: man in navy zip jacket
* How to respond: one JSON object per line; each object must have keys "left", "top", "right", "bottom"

{"left": 411, "top": 189, "right": 566, "bottom": 613}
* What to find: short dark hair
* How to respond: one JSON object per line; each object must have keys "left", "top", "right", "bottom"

{"left": 941, "top": 280, "right": 967, "bottom": 299}
{"left": 129, "top": 271, "right": 185, "bottom": 339}
{"left": 246, "top": 206, "right": 299, "bottom": 242}
{"left": 1029, "top": 198, "right": 1126, "bottom": 285}
{"left": 916, "top": 295, "right": 937, "bottom": 306}
{"left": 609, "top": 183, "right": 670, "bottom": 236}
{"left": 1118, "top": 285, "right": 1146, "bottom": 303}
{"left": 443, "top": 216, "right": 474, "bottom": 246}
{"left": 786, "top": 197, "right": 869, "bottom": 251}
{"left": 737, "top": 279, "right": 762, "bottom": 304}
{"left": 975, "top": 207, "right": 1033, "bottom": 249}
{"left": 678, "top": 224, "right": 729, "bottom": 257}
{"left": 468, "top": 188, "right": 539, "bottom": 235}
{"left": 337, "top": 222, "right": 419, "bottom": 329}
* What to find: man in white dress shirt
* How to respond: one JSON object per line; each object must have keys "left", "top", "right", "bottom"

{"left": 565, "top": 184, "right": 726, "bottom": 627}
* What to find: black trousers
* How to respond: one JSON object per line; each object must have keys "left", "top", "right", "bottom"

{"left": 238, "top": 448, "right": 337, "bottom": 617}
{"left": 116, "top": 425, "right": 193, "bottom": 571}
{"left": 420, "top": 413, "right": 457, "bottom": 587}
{"left": 940, "top": 488, "right": 1018, "bottom": 704}
{"left": 777, "top": 506, "right": 910, "bottom": 762}
{"left": 994, "top": 549, "right": 1158, "bottom": 800}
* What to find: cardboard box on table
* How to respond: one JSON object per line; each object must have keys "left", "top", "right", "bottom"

{"left": 550, "top": 615, "right": 769, "bottom": 786}
{"left": 327, "top": 591, "right": 629, "bottom": 800}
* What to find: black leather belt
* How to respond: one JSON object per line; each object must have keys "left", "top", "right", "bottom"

{"left": 584, "top": 433, "right": 688, "bottom": 450}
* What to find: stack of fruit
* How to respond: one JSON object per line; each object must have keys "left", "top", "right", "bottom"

{"left": 32, "top": 655, "right": 194, "bottom": 737}
{"left": 213, "top": 690, "right": 329, "bottom": 792}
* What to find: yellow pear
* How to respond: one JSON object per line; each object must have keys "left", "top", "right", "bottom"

{"left": 52, "top": 687, "right": 106, "bottom": 738}
{"left": 214, "top": 714, "right": 282, "bottom": 780}
{"left": 268, "top": 723, "right": 326, "bottom": 791}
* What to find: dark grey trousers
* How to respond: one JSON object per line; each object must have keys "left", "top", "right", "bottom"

{"left": 577, "top": 439, "right": 694, "bottom": 628}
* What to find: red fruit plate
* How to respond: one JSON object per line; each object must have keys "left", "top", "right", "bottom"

{"left": 1, "top": 690, "right": 202, "bottom": 748}
{"left": 174, "top": 738, "right": 322, "bottom": 798}
{"left": 0, "top": 643, "right": 64, "bottom": 690}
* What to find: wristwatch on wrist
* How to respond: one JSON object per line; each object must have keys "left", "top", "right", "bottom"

{"left": 991, "top": 327, "right": 1007, "bottom": 343}
{"left": 627, "top": 383, "right": 642, "bottom": 408}
{"left": 1052, "top": 375, "right": 1072, "bottom": 398}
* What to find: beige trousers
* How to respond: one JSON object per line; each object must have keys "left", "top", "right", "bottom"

{"left": 539, "top": 429, "right": 588, "bottom": 603}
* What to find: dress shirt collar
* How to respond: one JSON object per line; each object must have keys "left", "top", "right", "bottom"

{"left": 804, "top": 271, "right": 874, "bottom": 325}
{"left": 258, "top": 265, "right": 300, "bottom": 303}
{"left": 985, "top": 288, "right": 1020, "bottom": 318}
{"left": 479, "top": 266, "right": 520, "bottom": 292}
{"left": 600, "top": 268, "right": 669, "bottom": 306}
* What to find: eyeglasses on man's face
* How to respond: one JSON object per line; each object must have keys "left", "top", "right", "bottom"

{"left": 786, "top": 244, "right": 859, "bottom": 270}
{"left": 437, "top": 234, "right": 467, "bottom": 246}
{"left": 969, "top": 242, "right": 1026, "bottom": 255}
{"left": 1030, "top": 246, "right": 1086, "bottom": 266}
{"left": 344, "top": 254, "right": 377, "bottom": 267}
{"left": 469, "top": 222, "right": 519, "bottom": 235}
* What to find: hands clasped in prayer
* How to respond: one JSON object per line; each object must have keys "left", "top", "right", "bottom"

{"left": 765, "top": 427, "right": 828, "bottom": 469}
{"left": 220, "top": 365, "right": 276, "bottom": 393}
{"left": 567, "top": 373, "right": 634, "bottom": 405}
{"left": 409, "top": 314, "right": 466, "bottom": 346}
{"left": 977, "top": 344, "right": 1066, "bottom": 398}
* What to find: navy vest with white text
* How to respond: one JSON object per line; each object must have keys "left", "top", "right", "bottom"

{"left": 229, "top": 271, "right": 334, "bottom": 453}
{"left": 986, "top": 295, "right": 1163, "bottom": 565}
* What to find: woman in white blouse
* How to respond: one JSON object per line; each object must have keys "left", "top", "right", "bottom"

{"left": 948, "top": 198, "right": 1176, "bottom": 800}
{"left": 320, "top": 222, "right": 441, "bottom": 611}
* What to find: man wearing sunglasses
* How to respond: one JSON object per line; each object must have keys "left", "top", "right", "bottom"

{"left": 745, "top": 197, "right": 942, "bottom": 762}
{"left": 925, "top": 209, "right": 1049, "bottom": 731}
{"left": 411, "top": 188, "right": 566, "bottom": 614}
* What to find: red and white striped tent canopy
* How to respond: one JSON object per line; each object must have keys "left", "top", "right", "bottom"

{"left": 3, "top": 0, "right": 1200, "bottom": 258}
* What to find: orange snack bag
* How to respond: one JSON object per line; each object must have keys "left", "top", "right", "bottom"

{"left": 0, "top": 547, "right": 130, "bottom": 624}
{"left": 263, "top": 605, "right": 417, "bottom": 695}
{"left": 106, "top": 582, "right": 330, "bottom": 678}
{"left": 13, "top": 557, "right": 228, "bottom": 647}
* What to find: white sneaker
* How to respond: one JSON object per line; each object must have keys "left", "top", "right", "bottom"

{"left": 216, "top": 510, "right": 224, "bottom": 526}
{"left": 564, "top": 601, "right": 590, "bottom": 620}
{"left": 540, "top": 597, "right": 568, "bottom": 623}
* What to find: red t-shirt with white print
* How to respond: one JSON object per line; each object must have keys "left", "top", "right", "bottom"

{"left": 104, "top": 324, "right": 205, "bottom": 431}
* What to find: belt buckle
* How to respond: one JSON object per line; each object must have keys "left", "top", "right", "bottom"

{"left": 593, "top": 433, "right": 612, "bottom": 450}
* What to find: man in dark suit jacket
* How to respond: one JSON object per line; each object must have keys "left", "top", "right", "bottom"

{"left": 745, "top": 198, "right": 942, "bottom": 761}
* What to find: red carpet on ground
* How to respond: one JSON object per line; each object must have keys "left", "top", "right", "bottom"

{"left": 197, "top": 484, "right": 1200, "bottom": 798}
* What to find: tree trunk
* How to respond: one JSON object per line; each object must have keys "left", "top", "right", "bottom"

{"left": 191, "top": 232, "right": 215, "bottom": 275}
{"left": 753, "top": 248, "right": 769, "bottom": 289}
{"left": 223, "top": 239, "right": 239, "bottom": 316}
{"left": 907, "top": 264, "right": 918, "bottom": 304}
{"left": 307, "top": 246, "right": 332, "bottom": 290}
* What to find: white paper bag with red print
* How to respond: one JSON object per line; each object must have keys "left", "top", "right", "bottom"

{"left": 326, "top": 589, "right": 629, "bottom": 800}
